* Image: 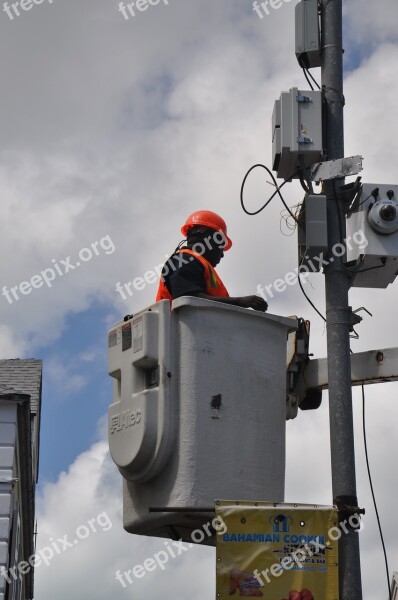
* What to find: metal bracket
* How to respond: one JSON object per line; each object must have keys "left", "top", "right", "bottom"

{"left": 286, "top": 318, "right": 315, "bottom": 419}
{"left": 353, "top": 307, "right": 373, "bottom": 318}
{"left": 303, "top": 346, "right": 398, "bottom": 391}
{"left": 326, "top": 306, "right": 362, "bottom": 332}
{"left": 350, "top": 312, "right": 362, "bottom": 331}
{"left": 286, "top": 393, "right": 299, "bottom": 420}
{"left": 297, "top": 136, "right": 313, "bottom": 144}
{"left": 311, "top": 155, "right": 363, "bottom": 183}
{"left": 334, "top": 496, "right": 365, "bottom": 530}
{"left": 350, "top": 307, "right": 372, "bottom": 338}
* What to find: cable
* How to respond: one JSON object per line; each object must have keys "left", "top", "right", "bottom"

{"left": 301, "top": 65, "right": 321, "bottom": 91}
{"left": 280, "top": 204, "right": 301, "bottom": 236}
{"left": 172, "top": 239, "right": 186, "bottom": 254}
{"left": 303, "top": 68, "right": 314, "bottom": 91}
{"left": 347, "top": 263, "right": 386, "bottom": 275}
{"left": 348, "top": 193, "right": 373, "bottom": 215}
{"left": 346, "top": 254, "right": 387, "bottom": 277}
{"left": 240, "top": 164, "right": 298, "bottom": 221}
{"left": 298, "top": 166, "right": 313, "bottom": 194}
{"left": 306, "top": 68, "right": 321, "bottom": 90}
{"left": 362, "top": 384, "right": 392, "bottom": 600}
{"left": 297, "top": 267, "right": 326, "bottom": 322}
{"left": 299, "top": 176, "right": 311, "bottom": 194}
{"left": 332, "top": 180, "right": 345, "bottom": 244}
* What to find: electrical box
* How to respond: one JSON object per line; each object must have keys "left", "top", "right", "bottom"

{"left": 346, "top": 183, "right": 398, "bottom": 288}
{"left": 298, "top": 194, "right": 328, "bottom": 272}
{"left": 108, "top": 297, "right": 297, "bottom": 545}
{"left": 272, "top": 88, "right": 324, "bottom": 181}
{"left": 295, "top": 0, "right": 321, "bottom": 69}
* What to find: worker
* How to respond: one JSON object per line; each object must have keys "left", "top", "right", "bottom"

{"left": 156, "top": 210, "right": 268, "bottom": 312}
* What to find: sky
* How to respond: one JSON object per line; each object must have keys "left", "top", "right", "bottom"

{"left": 1, "top": 0, "right": 398, "bottom": 598}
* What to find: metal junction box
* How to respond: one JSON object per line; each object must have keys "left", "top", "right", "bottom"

{"left": 272, "top": 88, "right": 324, "bottom": 181}
{"left": 346, "top": 183, "right": 398, "bottom": 288}
{"left": 295, "top": 0, "right": 321, "bottom": 69}
{"left": 108, "top": 297, "right": 296, "bottom": 545}
{"left": 298, "top": 194, "right": 328, "bottom": 272}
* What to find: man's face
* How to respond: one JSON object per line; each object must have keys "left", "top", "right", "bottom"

{"left": 206, "top": 229, "right": 226, "bottom": 266}
{"left": 187, "top": 226, "right": 226, "bottom": 266}
{"left": 209, "top": 246, "right": 224, "bottom": 267}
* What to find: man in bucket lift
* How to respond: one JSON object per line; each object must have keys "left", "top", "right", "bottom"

{"left": 156, "top": 210, "right": 268, "bottom": 312}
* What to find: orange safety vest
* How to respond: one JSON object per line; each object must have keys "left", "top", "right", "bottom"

{"left": 156, "top": 248, "right": 229, "bottom": 302}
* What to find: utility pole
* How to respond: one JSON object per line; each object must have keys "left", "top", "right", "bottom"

{"left": 321, "top": 0, "right": 363, "bottom": 597}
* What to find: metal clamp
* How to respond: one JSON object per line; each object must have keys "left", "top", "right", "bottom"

{"left": 297, "top": 135, "right": 313, "bottom": 144}
{"left": 334, "top": 496, "right": 365, "bottom": 530}
{"left": 296, "top": 94, "right": 312, "bottom": 103}
{"left": 326, "top": 306, "right": 362, "bottom": 332}
{"left": 350, "top": 307, "right": 372, "bottom": 339}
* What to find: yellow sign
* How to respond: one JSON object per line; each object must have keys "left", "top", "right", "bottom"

{"left": 216, "top": 501, "right": 339, "bottom": 600}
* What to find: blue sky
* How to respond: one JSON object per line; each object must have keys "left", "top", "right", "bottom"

{"left": 1, "top": 0, "right": 398, "bottom": 598}
{"left": 38, "top": 303, "right": 113, "bottom": 483}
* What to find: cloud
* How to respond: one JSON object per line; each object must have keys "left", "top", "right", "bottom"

{"left": 34, "top": 440, "right": 216, "bottom": 600}
{"left": 344, "top": 0, "right": 398, "bottom": 44}
{"left": 44, "top": 356, "right": 87, "bottom": 396}
{"left": 0, "top": 325, "right": 26, "bottom": 358}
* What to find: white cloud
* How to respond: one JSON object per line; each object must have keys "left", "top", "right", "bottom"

{"left": 35, "top": 440, "right": 216, "bottom": 600}
{"left": 44, "top": 356, "right": 87, "bottom": 396}
{"left": 344, "top": 0, "right": 398, "bottom": 43}
{"left": 0, "top": 325, "right": 26, "bottom": 358}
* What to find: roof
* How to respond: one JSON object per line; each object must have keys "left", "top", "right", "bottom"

{"left": 0, "top": 359, "right": 42, "bottom": 414}
{"left": 0, "top": 383, "right": 27, "bottom": 396}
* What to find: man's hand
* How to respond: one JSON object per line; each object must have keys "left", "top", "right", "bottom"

{"left": 194, "top": 292, "right": 268, "bottom": 312}
{"left": 238, "top": 295, "right": 268, "bottom": 312}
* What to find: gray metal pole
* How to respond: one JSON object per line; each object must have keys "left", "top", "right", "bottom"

{"left": 321, "top": 0, "right": 363, "bottom": 598}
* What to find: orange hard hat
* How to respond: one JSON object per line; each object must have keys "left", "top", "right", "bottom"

{"left": 181, "top": 210, "right": 232, "bottom": 250}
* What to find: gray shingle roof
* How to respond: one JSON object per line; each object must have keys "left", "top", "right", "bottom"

{"left": 0, "top": 383, "right": 27, "bottom": 396}
{"left": 0, "top": 359, "right": 42, "bottom": 414}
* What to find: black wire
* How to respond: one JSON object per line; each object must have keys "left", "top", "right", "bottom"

{"left": 347, "top": 263, "right": 386, "bottom": 275}
{"left": 348, "top": 193, "right": 373, "bottom": 215}
{"left": 299, "top": 176, "right": 311, "bottom": 194}
{"left": 173, "top": 239, "right": 186, "bottom": 254}
{"left": 240, "top": 164, "right": 298, "bottom": 221}
{"left": 303, "top": 68, "right": 314, "bottom": 91}
{"left": 298, "top": 167, "right": 313, "bottom": 194}
{"left": 362, "top": 384, "right": 392, "bottom": 600}
{"left": 241, "top": 162, "right": 324, "bottom": 321}
{"left": 297, "top": 268, "right": 326, "bottom": 322}
{"left": 332, "top": 180, "right": 345, "bottom": 244}
{"left": 306, "top": 68, "right": 321, "bottom": 90}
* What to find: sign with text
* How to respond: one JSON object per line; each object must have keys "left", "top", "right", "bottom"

{"left": 216, "top": 501, "right": 339, "bottom": 600}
